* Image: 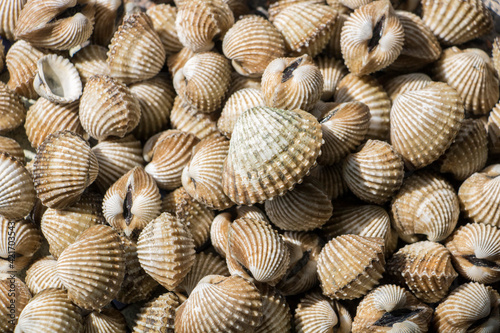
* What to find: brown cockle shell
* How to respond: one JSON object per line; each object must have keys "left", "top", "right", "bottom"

{"left": 236, "top": 205, "right": 270, "bottom": 222}
{"left": 72, "top": 44, "right": 110, "bottom": 85}
{"left": 222, "top": 106, "right": 322, "bottom": 205}
{"left": 315, "top": 55, "right": 348, "bottom": 101}
{"left": 382, "top": 73, "right": 432, "bottom": 102}
{"left": 391, "top": 172, "right": 459, "bottom": 243}
{"left": 317, "top": 235, "right": 385, "bottom": 300}
{"left": 488, "top": 103, "right": 500, "bottom": 155}
{"left": 326, "top": 13, "right": 348, "bottom": 60}
{"left": 175, "top": 275, "right": 263, "bottom": 333}
{"left": 86, "top": 0, "right": 123, "bottom": 46}
{"left": 387, "top": 241, "right": 458, "bottom": 303}
{"left": 0, "top": 136, "right": 25, "bottom": 163}
{"left": 0, "top": 273, "right": 31, "bottom": 332}
{"left": 166, "top": 47, "right": 195, "bottom": 79}
{"left": 170, "top": 96, "right": 220, "bottom": 140}
{"left": 340, "top": 0, "right": 404, "bottom": 76}
{"left": 261, "top": 55, "right": 324, "bottom": 112}
{"left": 33, "top": 131, "right": 99, "bottom": 209}
{"left": 137, "top": 212, "right": 196, "bottom": 291}
{"left": 84, "top": 308, "right": 127, "bottom": 333}
{"left": 177, "top": 252, "right": 229, "bottom": 296}
{"left": 228, "top": 71, "right": 262, "bottom": 95}
{"left": 210, "top": 212, "right": 231, "bottom": 258}
{"left": 343, "top": 140, "right": 404, "bottom": 205}
{"left": 446, "top": 223, "right": 500, "bottom": 284}
{"left": 223, "top": 15, "right": 286, "bottom": 77}
{"left": 268, "top": 0, "right": 325, "bottom": 20}
{"left": 132, "top": 291, "right": 183, "bottom": 333}
{"left": 146, "top": 4, "right": 183, "bottom": 55}
{"left": 255, "top": 283, "right": 292, "bottom": 333}
{"left": 0, "top": 82, "right": 26, "bottom": 134}
{"left": 103, "top": 167, "right": 161, "bottom": 238}
{"left": 458, "top": 164, "right": 500, "bottom": 227}
{"left": 25, "top": 257, "right": 65, "bottom": 296}
{"left": 0, "top": 217, "right": 41, "bottom": 273}
{"left": 0, "top": 0, "right": 27, "bottom": 41}
{"left": 308, "top": 163, "right": 347, "bottom": 200}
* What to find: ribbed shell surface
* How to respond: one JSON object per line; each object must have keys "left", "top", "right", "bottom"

{"left": 0, "top": 81, "right": 26, "bottom": 134}
{"left": 25, "top": 257, "right": 65, "bottom": 295}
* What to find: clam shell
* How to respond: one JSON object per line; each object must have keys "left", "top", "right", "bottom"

{"left": 107, "top": 12, "right": 165, "bottom": 84}
{"left": 391, "top": 172, "right": 459, "bottom": 243}
{"left": 352, "top": 284, "right": 433, "bottom": 332}
{"left": 222, "top": 106, "right": 322, "bottom": 205}
{"left": 87, "top": 0, "right": 122, "bottom": 46}
{"left": 0, "top": 0, "right": 27, "bottom": 40}
{"left": 177, "top": 252, "right": 229, "bottom": 295}
{"left": 390, "top": 81, "right": 464, "bottom": 169}
{"left": 33, "top": 130, "right": 99, "bottom": 209}
{"left": 236, "top": 205, "right": 270, "bottom": 222}
{"left": 494, "top": 37, "right": 500, "bottom": 77}
{"left": 0, "top": 136, "right": 25, "bottom": 163}
{"left": 268, "top": 0, "right": 325, "bottom": 20}
{"left": 318, "top": 235, "right": 385, "bottom": 300}
{"left": 166, "top": 47, "right": 195, "bottom": 79}
{"left": 0, "top": 82, "right": 26, "bottom": 134}
{"left": 15, "top": 289, "right": 83, "bottom": 333}
{"left": 343, "top": 140, "right": 404, "bottom": 205}
{"left": 315, "top": 55, "right": 348, "bottom": 101}
{"left": 103, "top": 166, "right": 161, "bottom": 238}
{"left": 226, "top": 0, "right": 250, "bottom": 18}
{"left": 170, "top": 96, "right": 220, "bottom": 140}
{"left": 227, "top": 217, "right": 290, "bottom": 284}
{"left": 308, "top": 163, "right": 347, "bottom": 200}
{"left": 340, "top": 0, "right": 404, "bottom": 76}
{"left": 255, "top": 283, "right": 292, "bottom": 333}
{"left": 174, "top": 275, "right": 263, "bottom": 333}
{"left": 382, "top": 73, "right": 432, "bottom": 102}
{"left": 0, "top": 153, "right": 35, "bottom": 220}
{"left": 173, "top": 51, "right": 232, "bottom": 114}
{"left": 0, "top": 217, "right": 41, "bottom": 273}
{"left": 228, "top": 71, "right": 262, "bottom": 95}
{"left": 146, "top": 4, "right": 183, "bottom": 55}
{"left": 446, "top": 223, "right": 500, "bottom": 284}
{"left": 488, "top": 102, "right": 500, "bottom": 155}
{"left": 458, "top": 165, "right": 500, "bottom": 227}
{"left": 0, "top": 274, "right": 31, "bottom": 332}
{"left": 25, "top": 257, "right": 64, "bottom": 296}
{"left": 334, "top": 73, "right": 391, "bottom": 141}
{"left": 72, "top": 44, "right": 110, "bottom": 85}
{"left": 132, "top": 292, "right": 183, "bottom": 333}
{"left": 84, "top": 308, "right": 127, "bottom": 333}
{"left": 295, "top": 290, "right": 352, "bottom": 333}
{"left": 137, "top": 212, "right": 196, "bottom": 290}
{"left": 223, "top": 15, "right": 286, "bottom": 77}
{"left": 181, "top": 135, "right": 234, "bottom": 210}
{"left": 273, "top": 4, "right": 337, "bottom": 57}
{"left": 326, "top": 13, "right": 348, "bottom": 60}
{"left": 33, "top": 54, "right": 82, "bottom": 104}
{"left": 261, "top": 55, "right": 324, "bottom": 112}
{"left": 210, "top": 212, "right": 231, "bottom": 258}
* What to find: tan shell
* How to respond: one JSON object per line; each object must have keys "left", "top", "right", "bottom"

{"left": 92, "top": 135, "right": 144, "bottom": 193}
{"left": 103, "top": 167, "right": 161, "bottom": 238}
{"left": 315, "top": 56, "right": 348, "bottom": 101}
{"left": 0, "top": 82, "right": 25, "bottom": 134}
{"left": 175, "top": 275, "right": 263, "bottom": 333}
{"left": 488, "top": 102, "right": 500, "bottom": 154}
{"left": 146, "top": 4, "right": 183, "bottom": 55}
{"left": 88, "top": 0, "right": 123, "bottom": 46}
{"left": 433, "top": 282, "right": 500, "bottom": 331}
{"left": 227, "top": 217, "right": 290, "bottom": 285}
{"left": 343, "top": 140, "right": 404, "bottom": 205}
{"left": 182, "top": 135, "right": 234, "bottom": 210}
{"left": 308, "top": 163, "right": 347, "bottom": 200}
{"left": 446, "top": 223, "right": 500, "bottom": 284}
{"left": 0, "top": 153, "right": 35, "bottom": 220}
{"left": 261, "top": 55, "right": 324, "bottom": 112}
{"left": 72, "top": 44, "right": 110, "bottom": 85}
{"left": 0, "top": 217, "right": 41, "bottom": 273}
{"left": 0, "top": 273, "right": 31, "bottom": 332}
{"left": 391, "top": 172, "right": 459, "bottom": 243}
{"left": 318, "top": 235, "right": 385, "bottom": 300}
{"left": 387, "top": 241, "right": 458, "bottom": 303}
{"left": 173, "top": 51, "right": 232, "bottom": 114}
{"left": 223, "top": 15, "right": 286, "bottom": 77}
{"left": 0, "top": 0, "right": 27, "bottom": 40}
{"left": 0, "top": 136, "right": 25, "bottom": 163}
{"left": 162, "top": 187, "right": 215, "bottom": 249}
{"left": 25, "top": 257, "right": 65, "bottom": 296}
{"left": 236, "top": 205, "right": 270, "bottom": 222}
{"left": 41, "top": 192, "right": 105, "bottom": 259}
{"left": 265, "top": 179, "right": 332, "bottom": 231}
{"left": 79, "top": 75, "right": 141, "bottom": 140}
{"left": 421, "top": 0, "right": 493, "bottom": 46}
{"left": 175, "top": 0, "right": 234, "bottom": 53}
{"left": 33, "top": 131, "right": 99, "bottom": 209}
{"left": 382, "top": 73, "right": 432, "bottom": 102}
{"left": 15, "top": 289, "right": 83, "bottom": 333}
{"left": 132, "top": 291, "right": 183, "bottom": 333}
{"left": 273, "top": 4, "right": 337, "bottom": 57}
{"left": 295, "top": 290, "right": 352, "bottom": 333}
{"left": 352, "top": 284, "right": 433, "bottom": 332}
{"left": 25, "top": 99, "right": 85, "bottom": 149}
{"left": 166, "top": 47, "right": 195, "bottom": 79}
{"left": 137, "top": 212, "right": 196, "bottom": 291}
{"left": 390, "top": 81, "right": 464, "bottom": 169}
{"left": 326, "top": 13, "right": 348, "bottom": 60}
{"left": 494, "top": 37, "right": 500, "bottom": 77}
{"left": 177, "top": 251, "right": 229, "bottom": 295}
{"left": 170, "top": 96, "right": 220, "bottom": 140}
{"left": 341, "top": 0, "right": 404, "bottom": 76}
{"left": 255, "top": 283, "right": 292, "bottom": 333}
{"left": 223, "top": 106, "right": 322, "bottom": 205}
{"left": 228, "top": 71, "right": 262, "bottom": 95}
{"left": 268, "top": 0, "right": 326, "bottom": 20}
{"left": 211, "top": 212, "right": 231, "bottom": 258}
{"left": 458, "top": 164, "right": 500, "bottom": 227}
{"left": 84, "top": 308, "right": 127, "bottom": 333}
{"left": 334, "top": 73, "right": 391, "bottom": 141}
{"left": 6, "top": 40, "right": 46, "bottom": 100}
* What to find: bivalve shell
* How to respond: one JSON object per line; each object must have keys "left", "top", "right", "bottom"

{"left": 132, "top": 291, "right": 183, "bottom": 333}
{"left": 166, "top": 47, "right": 195, "bottom": 79}
{"left": 268, "top": 0, "right": 325, "bottom": 20}
{"left": 0, "top": 0, "right": 27, "bottom": 41}
{"left": 210, "top": 212, "right": 231, "bottom": 258}
{"left": 382, "top": 73, "right": 432, "bottom": 102}
{"left": 84, "top": 308, "right": 127, "bottom": 333}
{"left": 0, "top": 217, "right": 41, "bottom": 273}
{"left": 0, "top": 273, "right": 31, "bottom": 332}
{"left": 170, "top": 96, "right": 220, "bottom": 140}
{"left": 315, "top": 55, "right": 348, "bottom": 101}
{"left": 0, "top": 136, "right": 25, "bottom": 163}
{"left": 146, "top": 4, "right": 183, "bottom": 55}
{"left": 87, "top": 0, "right": 123, "bottom": 46}
{"left": 0, "top": 82, "right": 26, "bottom": 134}
{"left": 488, "top": 103, "right": 500, "bottom": 155}
{"left": 255, "top": 283, "right": 292, "bottom": 333}
{"left": 25, "top": 257, "right": 64, "bottom": 296}
{"left": 308, "top": 163, "right": 347, "bottom": 200}
{"left": 72, "top": 44, "right": 110, "bottom": 85}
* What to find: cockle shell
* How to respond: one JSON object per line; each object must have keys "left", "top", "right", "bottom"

{"left": 15, "top": 288, "right": 83, "bottom": 333}
{"left": 341, "top": 0, "right": 404, "bottom": 76}
{"left": 86, "top": 0, "right": 123, "bottom": 46}
{"left": 458, "top": 164, "right": 500, "bottom": 227}
{"left": 84, "top": 308, "right": 127, "bottom": 333}
{"left": 0, "top": 82, "right": 26, "bottom": 134}
{"left": 33, "top": 54, "right": 82, "bottom": 104}
{"left": 273, "top": 4, "right": 337, "bottom": 57}
{"left": 107, "top": 12, "right": 165, "bottom": 84}
{"left": 166, "top": 47, "right": 195, "bottom": 79}
{"left": 343, "top": 140, "right": 404, "bottom": 205}
{"left": 352, "top": 284, "right": 433, "bottom": 332}
{"left": 391, "top": 172, "right": 459, "bottom": 243}
{"left": 488, "top": 103, "right": 500, "bottom": 154}
{"left": 177, "top": 252, "right": 229, "bottom": 295}
{"left": 222, "top": 106, "right": 322, "bottom": 205}
{"left": 255, "top": 283, "right": 292, "bottom": 333}
{"left": 137, "top": 212, "right": 196, "bottom": 291}
{"left": 103, "top": 167, "right": 161, "bottom": 238}
{"left": 315, "top": 55, "right": 348, "bottom": 101}
{"left": 0, "top": 153, "right": 35, "bottom": 220}
{"left": 146, "top": 4, "right": 183, "bottom": 55}
{"left": 0, "top": 217, "right": 41, "bottom": 273}
{"left": 173, "top": 51, "right": 232, "bottom": 114}
{"left": 0, "top": 0, "right": 27, "bottom": 40}
{"left": 308, "top": 163, "right": 347, "bottom": 200}
{"left": 72, "top": 44, "right": 110, "bottom": 85}
{"left": 228, "top": 71, "right": 262, "bottom": 95}
{"left": 0, "top": 274, "right": 31, "bottom": 332}
{"left": 390, "top": 81, "right": 464, "bottom": 169}
{"left": 326, "top": 13, "right": 348, "bottom": 60}
{"left": 211, "top": 212, "right": 231, "bottom": 258}
{"left": 79, "top": 75, "right": 141, "bottom": 140}
{"left": 236, "top": 205, "right": 270, "bottom": 222}
{"left": 170, "top": 96, "right": 220, "bottom": 140}
{"left": 261, "top": 55, "right": 324, "bottom": 112}
{"left": 33, "top": 130, "right": 99, "bottom": 209}
{"left": 182, "top": 135, "right": 234, "bottom": 210}
{"left": 387, "top": 241, "right": 458, "bottom": 303}
{"left": 433, "top": 282, "right": 500, "bottom": 331}
{"left": 294, "top": 290, "right": 352, "bottom": 333}
{"left": 382, "top": 73, "right": 432, "bottom": 102}
{"left": 25, "top": 257, "right": 64, "bottom": 296}
{"left": 223, "top": 15, "right": 286, "bottom": 77}
{"left": 0, "top": 136, "right": 25, "bottom": 163}
{"left": 15, "top": 0, "right": 95, "bottom": 50}
{"left": 268, "top": 0, "right": 325, "bottom": 20}
{"left": 174, "top": 275, "right": 263, "bottom": 333}
{"left": 132, "top": 291, "right": 184, "bottom": 333}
